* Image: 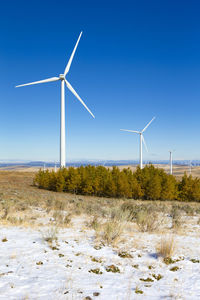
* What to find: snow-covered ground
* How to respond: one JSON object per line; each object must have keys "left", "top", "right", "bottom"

{"left": 0, "top": 215, "right": 200, "bottom": 300}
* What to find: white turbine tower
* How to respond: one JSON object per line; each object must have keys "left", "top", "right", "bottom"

{"left": 54, "top": 161, "right": 57, "bottom": 173}
{"left": 169, "top": 150, "right": 173, "bottom": 175}
{"left": 120, "top": 117, "right": 155, "bottom": 169}
{"left": 16, "top": 32, "right": 95, "bottom": 168}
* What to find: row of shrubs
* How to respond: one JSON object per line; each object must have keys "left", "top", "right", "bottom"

{"left": 33, "top": 165, "right": 200, "bottom": 201}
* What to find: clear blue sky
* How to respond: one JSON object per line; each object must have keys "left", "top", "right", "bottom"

{"left": 1, "top": 0, "right": 200, "bottom": 162}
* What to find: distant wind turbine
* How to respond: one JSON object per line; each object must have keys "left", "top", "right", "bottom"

{"left": 120, "top": 117, "right": 155, "bottom": 169}
{"left": 169, "top": 150, "right": 174, "bottom": 175}
{"left": 16, "top": 32, "right": 95, "bottom": 168}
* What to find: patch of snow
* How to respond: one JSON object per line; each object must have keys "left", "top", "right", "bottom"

{"left": 0, "top": 222, "right": 200, "bottom": 299}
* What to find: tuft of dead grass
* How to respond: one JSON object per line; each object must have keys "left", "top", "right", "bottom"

{"left": 88, "top": 215, "right": 101, "bottom": 231}
{"left": 171, "top": 206, "right": 182, "bottom": 231}
{"left": 42, "top": 226, "right": 59, "bottom": 245}
{"left": 95, "top": 219, "right": 124, "bottom": 246}
{"left": 53, "top": 211, "right": 71, "bottom": 227}
{"left": 135, "top": 210, "right": 161, "bottom": 232}
{"left": 109, "top": 206, "right": 132, "bottom": 222}
{"left": 157, "top": 235, "right": 175, "bottom": 259}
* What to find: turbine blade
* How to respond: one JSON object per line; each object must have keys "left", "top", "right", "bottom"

{"left": 15, "top": 77, "right": 60, "bottom": 88}
{"left": 142, "top": 135, "right": 148, "bottom": 152}
{"left": 142, "top": 116, "right": 155, "bottom": 132}
{"left": 65, "top": 79, "right": 95, "bottom": 118}
{"left": 120, "top": 129, "right": 140, "bottom": 133}
{"left": 64, "top": 32, "right": 83, "bottom": 76}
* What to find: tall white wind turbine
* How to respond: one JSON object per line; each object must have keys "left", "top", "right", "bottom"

{"left": 169, "top": 150, "right": 175, "bottom": 175}
{"left": 120, "top": 117, "right": 155, "bottom": 169}
{"left": 15, "top": 32, "right": 95, "bottom": 168}
{"left": 169, "top": 151, "right": 173, "bottom": 175}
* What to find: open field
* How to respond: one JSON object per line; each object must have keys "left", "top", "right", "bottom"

{"left": 1, "top": 163, "right": 200, "bottom": 178}
{"left": 0, "top": 171, "right": 200, "bottom": 299}
{"left": 115, "top": 164, "right": 200, "bottom": 179}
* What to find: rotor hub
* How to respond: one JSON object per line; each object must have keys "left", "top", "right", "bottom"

{"left": 59, "top": 74, "right": 65, "bottom": 80}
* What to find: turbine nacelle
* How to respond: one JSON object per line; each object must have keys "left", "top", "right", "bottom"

{"left": 59, "top": 74, "right": 65, "bottom": 80}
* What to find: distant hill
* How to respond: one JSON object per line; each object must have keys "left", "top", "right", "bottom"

{"left": 0, "top": 159, "right": 200, "bottom": 168}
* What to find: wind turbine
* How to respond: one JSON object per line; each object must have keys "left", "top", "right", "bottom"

{"left": 54, "top": 161, "right": 57, "bottom": 172}
{"left": 120, "top": 117, "right": 155, "bottom": 169}
{"left": 169, "top": 150, "right": 174, "bottom": 175}
{"left": 15, "top": 32, "right": 95, "bottom": 168}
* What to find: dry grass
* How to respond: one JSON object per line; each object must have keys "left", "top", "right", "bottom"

{"left": 171, "top": 206, "right": 182, "bottom": 232}
{"left": 94, "top": 218, "right": 125, "bottom": 246}
{"left": 90, "top": 208, "right": 133, "bottom": 246}
{"left": 52, "top": 210, "right": 71, "bottom": 226}
{"left": 0, "top": 171, "right": 200, "bottom": 236}
{"left": 101, "top": 220, "right": 124, "bottom": 245}
{"left": 157, "top": 235, "right": 175, "bottom": 259}
{"left": 109, "top": 206, "right": 132, "bottom": 222}
{"left": 88, "top": 215, "right": 101, "bottom": 231}
{"left": 135, "top": 210, "right": 161, "bottom": 232}
{"left": 42, "top": 226, "right": 59, "bottom": 244}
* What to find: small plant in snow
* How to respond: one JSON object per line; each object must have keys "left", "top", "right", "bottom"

{"left": 170, "top": 266, "right": 180, "bottom": 272}
{"left": 90, "top": 257, "right": 102, "bottom": 263}
{"left": 135, "top": 286, "right": 143, "bottom": 294}
{"left": 152, "top": 274, "right": 163, "bottom": 280}
{"left": 105, "top": 264, "right": 120, "bottom": 273}
{"left": 140, "top": 277, "right": 154, "bottom": 282}
{"left": 42, "top": 226, "right": 59, "bottom": 244}
{"left": 190, "top": 258, "right": 200, "bottom": 263}
{"left": 88, "top": 268, "right": 103, "bottom": 275}
{"left": 118, "top": 251, "right": 133, "bottom": 258}
{"left": 132, "top": 264, "right": 139, "bottom": 269}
